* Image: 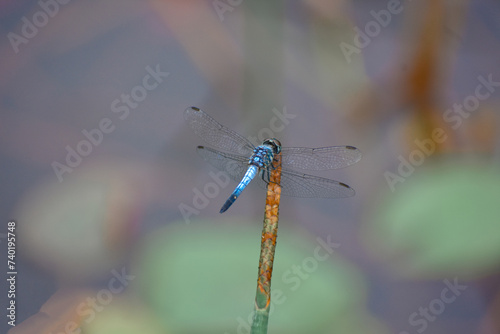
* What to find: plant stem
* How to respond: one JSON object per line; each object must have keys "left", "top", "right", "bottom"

{"left": 251, "top": 153, "right": 282, "bottom": 334}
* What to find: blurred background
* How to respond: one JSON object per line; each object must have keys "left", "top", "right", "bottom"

{"left": 1, "top": 0, "right": 500, "bottom": 333}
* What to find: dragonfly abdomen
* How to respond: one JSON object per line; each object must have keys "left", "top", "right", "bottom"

{"left": 220, "top": 165, "right": 259, "bottom": 213}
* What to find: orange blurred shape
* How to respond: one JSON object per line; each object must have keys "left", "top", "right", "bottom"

{"left": 8, "top": 288, "right": 93, "bottom": 334}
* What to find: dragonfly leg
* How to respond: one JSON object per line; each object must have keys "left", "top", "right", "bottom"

{"left": 263, "top": 167, "right": 278, "bottom": 184}
{"left": 260, "top": 169, "right": 270, "bottom": 185}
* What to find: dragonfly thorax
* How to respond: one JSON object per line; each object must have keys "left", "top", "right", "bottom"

{"left": 249, "top": 146, "right": 274, "bottom": 168}
{"left": 248, "top": 138, "right": 281, "bottom": 168}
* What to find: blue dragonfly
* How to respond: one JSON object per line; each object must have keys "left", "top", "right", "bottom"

{"left": 184, "top": 107, "right": 361, "bottom": 213}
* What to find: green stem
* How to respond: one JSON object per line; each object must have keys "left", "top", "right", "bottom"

{"left": 251, "top": 306, "right": 270, "bottom": 334}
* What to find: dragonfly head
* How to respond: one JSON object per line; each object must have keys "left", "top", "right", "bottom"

{"left": 263, "top": 138, "right": 282, "bottom": 155}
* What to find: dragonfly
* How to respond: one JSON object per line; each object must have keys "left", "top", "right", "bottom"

{"left": 184, "top": 106, "right": 361, "bottom": 213}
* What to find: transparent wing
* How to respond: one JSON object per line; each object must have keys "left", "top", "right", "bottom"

{"left": 277, "top": 169, "right": 355, "bottom": 198}
{"left": 196, "top": 146, "right": 250, "bottom": 183}
{"left": 196, "top": 146, "right": 356, "bottom": 199}
{"left": 185, "top": 107, "right": 255, "bottom": 156}
{"left": 280, "top": 146, "right": 361, "bottom": 170}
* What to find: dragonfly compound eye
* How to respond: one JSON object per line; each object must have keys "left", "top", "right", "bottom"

{"left": 263, "top": 138, "right": 281, "bottom": 154}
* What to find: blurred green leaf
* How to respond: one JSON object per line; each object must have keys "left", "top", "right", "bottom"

{"left": 364, "top": 161, "right": 500, "bottom": 279}
{"left": 133, "top": 219, "right": 386, "bottom": 334}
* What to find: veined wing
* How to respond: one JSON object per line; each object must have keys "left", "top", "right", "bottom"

{"left": 278, "top": 169, "right": 355, "bottom": 198}
{"left": 185, "top": 107, "right": 255, "bottom": 156}
{"left": 197, "top": 146, "right": 356, "bottom": 198}
{"left": 196, "top": 146, "right": 250, "bottom": 183}
{"left": 280, "top": 146, "right": 361, "bottom": 170}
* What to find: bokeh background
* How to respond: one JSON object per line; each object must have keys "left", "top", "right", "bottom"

{"left": 1, "top": 0, "right": 500, "bottom": 333}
